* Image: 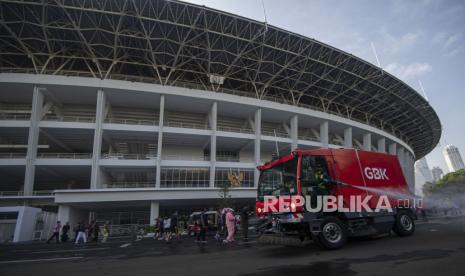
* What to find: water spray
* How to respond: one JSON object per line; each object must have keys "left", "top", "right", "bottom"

{"left": 331, "top": 180, "right": 420, "bottom": 200}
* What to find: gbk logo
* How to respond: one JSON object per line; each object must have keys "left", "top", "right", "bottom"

{"left": 364, "top": 167, "right": 389, "bottom": 180}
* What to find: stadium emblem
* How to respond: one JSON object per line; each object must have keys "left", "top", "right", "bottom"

{"left": 228, "top": 171, "right": 244, "bottom": 187}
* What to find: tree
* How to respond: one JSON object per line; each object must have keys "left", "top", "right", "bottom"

{"left": 218, "top": 181, "right": 235, "bottom": 209}
{"left": 423, "top": 169, "right": 465, "bottom": 210}
{"left": 438, "top": 169, "right": 465, "bottom": 185}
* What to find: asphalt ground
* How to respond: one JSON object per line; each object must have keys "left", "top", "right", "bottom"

{"left": 1, "top": 217, "right": 465, "bottom": 276}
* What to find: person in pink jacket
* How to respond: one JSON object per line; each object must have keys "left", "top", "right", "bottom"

{"left": 223, "top": 208, "right": 236, "bottom": 243}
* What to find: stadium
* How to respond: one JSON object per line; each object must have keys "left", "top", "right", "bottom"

{"left": 0, "top": 0, "right": 441, "bottom": 241}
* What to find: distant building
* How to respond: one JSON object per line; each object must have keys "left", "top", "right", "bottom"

{"left": 415, "top": 157, "right": 433, "bottom": 183}
{"left": 443, "top": 145, "right": 465, "bottom": 172}
{"left": 431, "top": 166, "right": 444, "bottom": 183}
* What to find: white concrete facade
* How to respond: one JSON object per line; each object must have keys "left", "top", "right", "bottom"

{"left": 0, "top": 206, "right": 41, "bottom": 242}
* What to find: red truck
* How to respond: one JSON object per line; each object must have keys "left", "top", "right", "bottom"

{"left": 255, "top": 148, "right": 417, "bottom": 249}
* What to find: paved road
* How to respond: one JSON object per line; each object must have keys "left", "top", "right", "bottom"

{"left": 1, "top": 217, "right": 465, "bottom": 276}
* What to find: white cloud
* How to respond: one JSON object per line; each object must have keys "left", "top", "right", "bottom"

{"left": 377, "top": 29, "right": 423, "bottom": 55}
{"left": 444, "top": 32, "right": 462, "bottom": 48}
{"left": 432, "top": 32, "right": 447, "bottom": 45}
{"left": 431, "top": 31, "right": 463, "bottom": 57}
{"left": 444, "top": 48, "right": 460, "bottom": 57}
{"left": 385, "top": 62, "right": 432, "bottom": 80}
{"left": 432, "top": 31, "right": 462, "bottom": 48}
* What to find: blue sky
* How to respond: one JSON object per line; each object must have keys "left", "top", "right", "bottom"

{"left": 186, "top": 0, "right": 465, "bottom": 175}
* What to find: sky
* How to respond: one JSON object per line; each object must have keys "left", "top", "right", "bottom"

{"left": 184, "top": 0, "right": 465, "bottom": 180}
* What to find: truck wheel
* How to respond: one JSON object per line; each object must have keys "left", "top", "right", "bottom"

{"left": 393, "top": 211, "right": 415, "bottom": 237}
{"left": 316, "top": 217, "right": 347, "bottom": 250}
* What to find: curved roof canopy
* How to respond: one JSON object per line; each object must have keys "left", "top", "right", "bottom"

{"left": 0, "top": 0, "right": 441, "bottom": 158}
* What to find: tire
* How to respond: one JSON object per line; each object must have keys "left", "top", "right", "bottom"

{"left": 393, "top": 210, "right": 415, "bottom": 237}
{"left": 315, "top": 217, "right": 348, "bottom": 250}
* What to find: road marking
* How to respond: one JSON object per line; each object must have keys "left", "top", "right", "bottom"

{"left": 120, "top": 243, "right": 132, "bottom": 248}
{"left": 0, "top": 257, "right": 83, "bottom": 264}
{"left": 31, "top": 247, "right": 111, "bottom": 254}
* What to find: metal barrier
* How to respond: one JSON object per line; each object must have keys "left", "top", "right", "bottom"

{"left": 104, "top": 118, "right": 158, "bottom": 126}
{"left": 0, "top": 114, "right": 30, "bottom": 120}
{"left": 217, "top": 125, "right": 254, "bottom": 134}
{"left": 160, "top": 180, "right": 210, "bottom": 188}
{"left": 37, "top": 153, "right": 92, "bottom": 159}
{"left": 0, "top": 190, "right": 54, "bottom": 196}
{"left": 216, "top": 156, "right": 240, "bottom": 162}
{"left": 262, "top": 130, "right": 289, "bottom": 138}
{"left": 165, "top": 121, "right": 209, "bottom": 130}
{"left": 0, "top": 153, "right": 27, "bottom": 158}
{"left": 162, "top": 155, "right": 209, "bottom": 161}
{"left": 0, "top": 191, "right": 24, "bottom": 196}
{"left": 298, "top": 135, "right": 319, "bottom": 142}
{"left": 101, "top": 153, "right": 157, "bottom": 160}
{"left": 42, "top": 115, "right": 95, "bottom": 123}
{"left": 103, "top": 182, "right": 155, "bottom": 189}
{"left": 33, "top": 190, "right": 54, "bottom": 196}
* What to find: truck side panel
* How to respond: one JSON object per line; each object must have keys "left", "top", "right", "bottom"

{"left": 330, "top": 149, "right": 368, "bottom": 208}
{"left": 356, "top": 150, "right": 409, "bottom": 208}
{"left": 329, "top": 149, "right": 409, "bottom": 209}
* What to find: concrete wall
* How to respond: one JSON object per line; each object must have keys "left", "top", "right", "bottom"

{"left": 162, "top": 145, "right": 206, "bottom": 160}
{"left": 57, "top": 205, "right": 89, "bottom": 232}
{"left": 0, "top": 206, "right": 41, "bottom": 242}
{"left": 239, "top": 150, "right": 254, "bottom": 162}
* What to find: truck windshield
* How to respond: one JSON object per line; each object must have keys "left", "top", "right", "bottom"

{"left": 258, "top": 157, "right": 298, "bottom": 200}
{"left": 300, "top": 155, "right": 331, "bottom": 196}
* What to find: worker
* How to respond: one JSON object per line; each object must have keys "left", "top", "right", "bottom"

{"left": 314, "top": 167, "right": 332, "bottom": 194}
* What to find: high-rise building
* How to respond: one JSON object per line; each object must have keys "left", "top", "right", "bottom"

{"left": 431, "top": 166, "right": 444, "bottom": 183}
{"left": 443, "top": 145, "right": 465, "bottom": 172}
{"left": 415, "top": 157, "right": 433, "bottom": 183}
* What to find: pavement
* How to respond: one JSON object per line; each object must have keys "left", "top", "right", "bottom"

{"left": 1, "top": 216, "right": 465, "bottom": 276}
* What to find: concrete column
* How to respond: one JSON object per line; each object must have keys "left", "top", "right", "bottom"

{"left": 397, "top": 147, "right": 405, "bottom": 171}
{"left": 150, "top": 201, "right": 160, "bottom": 225}
{"left": 57, "top": 205, "right": 71, "bottom": 225}
{"left": 57, "top": 205, "right": 88, "bottom": 230}
{"left": 24, "top": 86, "right": 44, "bottom": 196}
{"left": 363, "top": 133, "right": 372, "bottom": 151}
{"left": 290, "top": 115, "right": 298, "bottom": 151}
{"left": 344, "top": 127, "right": 352, "bottom": 148}
{"left": 320, "top": 121, "right": 328, "bottom": 147}
{"left": 156, "top": 95, "right": 165, "bottom": 188}
{"left": 377, "top": 137, "right": 386, "bottom": 153}
{"left": 389, "top": 143, "right": 397, "bottom": 155}
{"left": 410, "top": 154, "right": 415, "bottom": 193}
{"left": 209, "top": 102, "right": 217, "bottom": 188}
{"left": 254, "top": 109, "right": 262, "bottom": 187}
{"left": 97, "top": 169, "right": 111, "bottom": 188}
{"left": 91, "top": 89, "right": 106, "bottom": 189}
{"left": 406, "top": 152, "right": 414, "bottom": 192}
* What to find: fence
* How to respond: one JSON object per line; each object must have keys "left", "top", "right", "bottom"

{"left": 101, "top": 153, "right": 157, "bottom": 160}
{"left": 104, "top": 118, "right": 158, "bottom": 126}
{"left": 37, "top": 153, "right": 92, "bottom": 159}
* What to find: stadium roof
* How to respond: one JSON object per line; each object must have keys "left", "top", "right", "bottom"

{"left": 0, "top": 0, "right": 441, "bottom": 158}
